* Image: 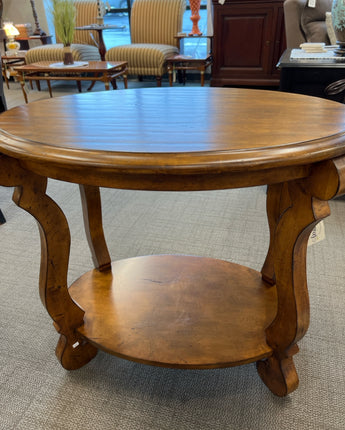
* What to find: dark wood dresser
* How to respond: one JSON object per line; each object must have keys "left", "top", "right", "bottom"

{"left": 210, "top": 0, "right": 286, "bottom": 87}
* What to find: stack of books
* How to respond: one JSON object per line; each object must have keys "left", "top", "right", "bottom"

{"left": 299, "top": 43, "right": 327, "bottom": 53}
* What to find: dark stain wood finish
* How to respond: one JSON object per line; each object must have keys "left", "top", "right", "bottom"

{"left": 211, "top": 0, "right": 286, "bottom": 87}
{"left": 1, "top": 88, "right": 345, "bottom": 396}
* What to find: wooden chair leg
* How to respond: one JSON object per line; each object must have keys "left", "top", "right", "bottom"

{"left": 111, "top": 78, "right": 117, "bottom": 90}
{"left": 156, "top": 76, "right": 162, "bottom": 87}
{"left": 47, "top": 80, "right": 53, "bottom": 98}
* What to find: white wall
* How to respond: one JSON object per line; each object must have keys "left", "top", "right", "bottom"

{"left": 3, "top": 0, "right": 49, "bottom": 34}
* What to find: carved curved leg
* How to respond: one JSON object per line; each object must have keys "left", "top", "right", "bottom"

{"left": 0, "top": 154, "right": 97, "bottom": 369}
{"left": 258, "top": 155, "right": 345, "bottom": 396}
{"left": 257, "top": 179, "right": 331, "bottom": 396}
{"left": 261, "top": 182, "right": 291, "bottom": 285}
{"left": 79, "top": 185, "right": 111, "bottom": 271}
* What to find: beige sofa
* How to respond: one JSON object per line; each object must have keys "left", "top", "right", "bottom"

{"left": 284, "top": 0, "right": 334, "bottom": 48}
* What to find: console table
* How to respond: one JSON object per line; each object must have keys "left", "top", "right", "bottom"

{"left": 16, "top": 34, "right": 52, "bottom": 50}
{"left": 1, "top": 88, "right": 345, "bottom": 397}
{"left": 277, "top": 49, "right": 345, "bottom": 102}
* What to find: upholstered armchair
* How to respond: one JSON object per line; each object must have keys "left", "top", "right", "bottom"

{"left": 105, "top": 0, "right": 186, "bottom": 86}
{"left": 284, "top": 0, "right": 335, "bottom": 48}
{"left": 25, "top": 1, "right": 101, "bottom": 64}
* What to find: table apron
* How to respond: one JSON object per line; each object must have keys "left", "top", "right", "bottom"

{"left": 18, "top": 159, "right": 312, "bottom": 191}
{"left": 16, "top": 69, "right": 126, "bottom": 82}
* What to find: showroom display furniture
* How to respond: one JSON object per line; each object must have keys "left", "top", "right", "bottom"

{"left": 25, "top": 1, "right": 101, "bottom": 64}
{"left": 167, "top": 53, "right": 212, "bottom": 86}
{"left": 105, "top": 0, "right": 186, "bottom": 86}
{"left": 1, "top": 87, "right": 345, "bottom": 397}
{"left": 277, "top": 49, "right": 345, "bottom": 101}
{"left": 283, "top": 0, "right": 333, "bottom": 48}
{"left": 16, "top": 34, "right": 53, "bottom": 50}
{"left": 1, "top": 52, "right": 27, "bottom": 89}
{"left": 167, "top": 35, "right": 213, "bottom": 86}
{"left": 75, "top": 24, "right": 126, "bottom": 61}
{"left": 14, "top": 61, "right": 128, "bottom": 103}
{"left": 210, "top": 0, "right": 286, "bottom": 87}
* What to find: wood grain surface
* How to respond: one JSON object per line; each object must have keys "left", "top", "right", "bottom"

{"left": 69, "top": 255, "right": 277, "bottom": 368}
{"left": 1, "top": 88, "right": 345, "bottom": 174}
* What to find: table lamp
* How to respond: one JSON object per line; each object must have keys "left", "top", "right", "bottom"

{"left": 3, "top": 22, "right": 20, "bottom": 55}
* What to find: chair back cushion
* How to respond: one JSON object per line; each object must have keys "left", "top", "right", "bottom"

{"left": 131, "top": 0, "right": 186, "bottom": 47}
{"left": 300, "top": 0, "right": 332, "bottom": 44}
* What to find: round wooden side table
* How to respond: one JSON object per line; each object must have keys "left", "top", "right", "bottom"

{"left": 1, "top": 87, "right": 345, "bottom": 397}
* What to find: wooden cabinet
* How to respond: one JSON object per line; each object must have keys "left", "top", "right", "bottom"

{"left": 210, "top": 0, "right": 286, "bottom": 87}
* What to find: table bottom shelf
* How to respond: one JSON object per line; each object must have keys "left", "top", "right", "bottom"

{"left": 69, "top": 255, "right": 277, "bottom": 369}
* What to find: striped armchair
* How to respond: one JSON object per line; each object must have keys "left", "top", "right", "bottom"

{"left": 105, "top": 0, "right": 186, "bottom": 86}
{"left": 25, "top": 1, "right": 101, "bottom": 64}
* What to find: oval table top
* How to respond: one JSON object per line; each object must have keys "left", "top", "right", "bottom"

{"left": 1, "top": 87, "right": 345, "bottom": 189}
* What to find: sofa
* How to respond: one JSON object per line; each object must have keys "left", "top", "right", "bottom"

{"left": 284, "top": 0, "right": 335, "bottom": 48}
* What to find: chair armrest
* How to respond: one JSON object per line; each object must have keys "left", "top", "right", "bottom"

{"left": 284, "top": 0, "right": 308, "bottom": 48}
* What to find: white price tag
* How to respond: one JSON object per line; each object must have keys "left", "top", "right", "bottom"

{"left": 308, "top": 0, "right": 316, "bottom": 7}
{"left": 308, "top": 221, "right": 326, "bottom": 246}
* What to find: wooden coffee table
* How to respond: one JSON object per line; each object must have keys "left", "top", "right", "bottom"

{"left": 14, "top": 60, "right": 128, "bottom": 103}
{"left": 1, "top": 88, "right": 345, "bottom": 397}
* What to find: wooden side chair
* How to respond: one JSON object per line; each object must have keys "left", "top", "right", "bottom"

{"left": 105, "top": 0, "right": 186, "bottom": 86}
{"left": 25, "top": 1, "right": 101, "bottom": 64}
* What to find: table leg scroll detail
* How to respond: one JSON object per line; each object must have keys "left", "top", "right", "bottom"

{"left": 261, "top": 182, "right": 291, "bottom": 285}
{"left": 257, "top": 352, "right": 299, "bottom": 397}
{"left": 14, "top": 178, "right": 98, "bottom": 369}
{"left": 258, "top": 179, "right": 331, "bottom": 396}
{"left": 0, "top": 155, "right": 97, "bottom": 369}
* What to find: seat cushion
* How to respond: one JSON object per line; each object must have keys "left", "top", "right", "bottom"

{"left": 105, "top": 44, "right": 179, "bottom": 76}
{"left": 25, "top": 44, "right": 101, "bottom": 63}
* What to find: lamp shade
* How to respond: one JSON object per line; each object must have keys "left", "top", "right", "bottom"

{"left": 3, "top": 22, "right": 20, "bottom": 37}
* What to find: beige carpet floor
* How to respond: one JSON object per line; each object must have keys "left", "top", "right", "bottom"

{"left": 1, "top": 179, "right": 345, "bottom": 429}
